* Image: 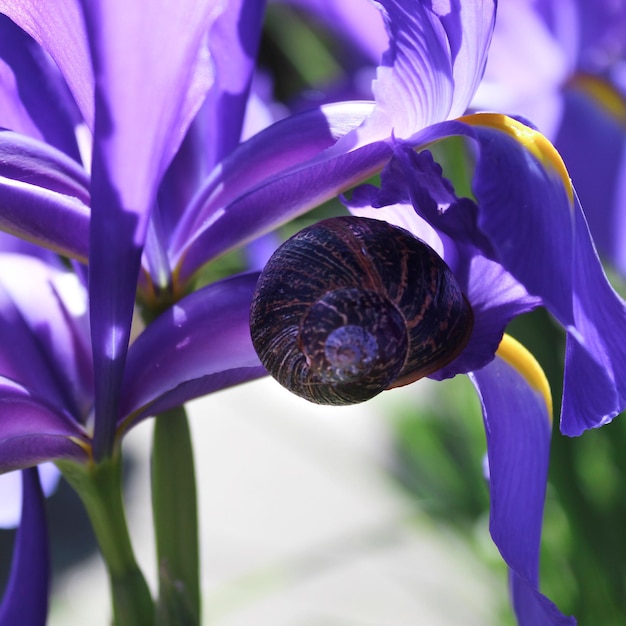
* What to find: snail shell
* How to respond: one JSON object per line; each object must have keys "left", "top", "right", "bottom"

{"left": 249, "top": 216, "right": 473, "bottom": 405}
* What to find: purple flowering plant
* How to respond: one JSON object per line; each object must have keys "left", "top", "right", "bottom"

{"left": 0, "top": 1, "right": 624, "bottom": 624}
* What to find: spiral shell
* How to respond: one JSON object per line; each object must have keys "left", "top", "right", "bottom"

{"left": 249, "top": 216, "right": 473, "bottom": 405}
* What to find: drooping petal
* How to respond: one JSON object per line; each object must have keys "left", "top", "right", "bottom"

{"left": 560, "top": 199, "right": 626, "bottom": 434}
{"left": 0, "top": 0, "right": 94, "bottom": 129}
{"left": 0, "top": 468, "right": 49, "bottom": 626}
{"left": 120, "top": 273, "right": 265, "bottom": 427}
{"left": 79, "top": 0, "right": 217, "bottom": 458}
{"left": 510, "top": 570, "right": 578, "bottom": 626}
{"left": 419, "top": 113, "right": 626, "bottom": 435}
{"left": 0, "top": 378, "right": 88, "bottom": 473}
{"left": 0, "top": 14, "right": 81, "bottom": 158}
{"left": 469, "top": 338, "right": 575, "bottom": 625}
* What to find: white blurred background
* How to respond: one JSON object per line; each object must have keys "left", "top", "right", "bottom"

{"left": 47, "top": 377, "right": 505, "bottom": 625}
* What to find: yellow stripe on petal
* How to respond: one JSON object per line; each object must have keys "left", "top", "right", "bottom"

{"left": 569, "top": 74, "right": 626, "bottom": 126}
{"left": 496, "top": 333, "right": 553, "bottom": 424}
{"left": 68, "top": 436, "right": 94, "bottom": 460}
{"left": 459, "top": 112, "right": 574, "bottom": 204}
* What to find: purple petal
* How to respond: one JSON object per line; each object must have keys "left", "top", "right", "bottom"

{"left": 0, "top": 463, "right": 59, "bottom": 529}
{"left": 176, "top": 122, "right": 391, "bottom": 284}
{"left": 202, "top": 0, "right": 266, "bottom": 169}
{"left": 0, "top": 468, "right": 49, "bottom": 626}
{"left": 473, "top": 0, "right": 570, "bottom": 136}
{"left": 171, "top": 101, "right": 374, "bottom": 264}
{"left": 126, "top": 366, "right": 266, "bottom": 427}
{"left": 432, "top": 0, "right": 497, "bottom": 119}
{"left": 438, "top": 252, "right": 540, "bottom": 378}
{"left": 82, "top": 0, "right": 216, "bottom": 227}
{"left": 120, "top": 273, "right": 264, "bottom": 425}
{"left": 0, "top": 0, "right": 94, "bottom": 128}
{"left": 469, "top": 352, "right": 575, "bottom": 625}
{"left": 560, "top": 200, "right": 626, "bottom": 434}
{"left": 555, "top": 77, "right": 626, "bottom": 274}
{"left": 350, "top": 0, "right": 495, "bottom": 142}
{"left": 80, "top": 0, "right": 217, "bottom": 457}
{"left": 0, "top": 14, "right": 81, "bottom": 158}
{"left": 0, "top": 130, "right": 89, "bottom": 260}
{"left": 0, "top": 232, "right": 61, "bottom": 261}
{"left": 510, "top": 570, "right": 577, "bottom": 626}
{"left": 0, "top": 130, "right": 89, "bottom": 201}
{"left": 0, "top": 182, "right": 89, "bottom": 262}
{"left": 438, "top": 114, "right": 626, "bottom": 435}
{"left": 0, "top": 254, "right": 93, "bottom": 420}
{"left": 0, "top": 378, "right": 88, "bottom": 472}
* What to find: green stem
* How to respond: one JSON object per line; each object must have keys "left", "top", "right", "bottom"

{"left": 58, "top": 455, "right": 155, "bottom": 626}
{"left": 151, "top": 407, "right": 200, "bottom": 625}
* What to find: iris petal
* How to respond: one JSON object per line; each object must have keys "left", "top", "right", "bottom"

{"left": 80, "top": 0, "right": 218, "bottom": 458}
{"left": 176, "top": 125, "right": 391, "bottom": 285}
{"left": 203, "top": 0, "right": 266, "bottom": 169}
{"left": 556, "top": 79, "right": 626, "bottom": 274}
{"left": 353, "top": 0, "right": 452, "bottom": 141}
{"left": 0, "top": 0, "right": 94, "bottom": 128}
{"left": 469, "top": 345, "right": 575, "bottom": 625}
{"left": 346, "top": 0, "right": 495, "bottom": 144}
{"left": 120, "top": 273, "right": 265, "bottom": 427}
{"left": 427, "top": 114, "right": 626, "bottom": 435}
{"left": 0, "top": 131, "right": 89, "bottom": 259}
{"left": 561, "top": 201, "right": 626, "bottom": 434}
{"left": 0, "top": 180, "right": 88, "bottom": 262}
{"left": 171, "top": 102, "right": 374, "bottom": 268}
{"left": 0, "top": 130, "right": 89, "bottom": 201}
{"left": 0, "top": 378, "right": 87, "bottom": 473}
{"left": 0, "top": 14, "right": 81, "bottom": 158}
{"left": 0, "top": 254, "right": 93, "bottom": 420}
{"left": 0, "top": 468, "right": 49, "bottom": 626}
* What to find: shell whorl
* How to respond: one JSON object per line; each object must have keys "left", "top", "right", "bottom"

{"left": 249, "top": 216, "right": 473, "bottom": 405}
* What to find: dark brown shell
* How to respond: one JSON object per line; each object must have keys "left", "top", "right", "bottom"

{"left": 249, "top": 216, "right": 473, "bottom": 405}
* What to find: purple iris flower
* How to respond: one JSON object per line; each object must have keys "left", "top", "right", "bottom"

{"left": 474, "top": 0, "right": 626, "bottom": 274}
{"left": 0, "top": 0, "right": 623, "bottom": 624}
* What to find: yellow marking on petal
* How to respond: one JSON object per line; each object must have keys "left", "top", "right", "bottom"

{"left": 68, "top": 436, "right": 93, "bottom": 459}
{"left": 569, "top": 74, "right": 626, "bottom": 126}
{"left": 496, "top": 333, "right": 553, "bottom": 424}
{"left": 458, "top": 112, "right": 574, "bottom": 204}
